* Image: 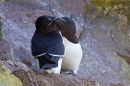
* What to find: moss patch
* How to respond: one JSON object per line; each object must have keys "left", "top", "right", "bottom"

{"left": 0, "top": 18, "right": 5, "bottom": 38}
{"left": 0, "top": 63, "right": 23, "bottom": 86}
{"left": 89, "top": 0, "right": 130, "bottom": 24}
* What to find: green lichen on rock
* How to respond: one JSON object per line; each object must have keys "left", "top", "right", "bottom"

{"left": 91, "top": 0, "right": 130, "bottom": 6}
{"left": 90, "top": 0, "right": 130, "bottom": 14}
{"left": 0, "top": 63, "right": 23, "bottom": 86}
{"left": 89, "top": 0, "right": 130, "bottom": 24}
{"left": 0, "top": 19, "right": 5, "bottom": 38}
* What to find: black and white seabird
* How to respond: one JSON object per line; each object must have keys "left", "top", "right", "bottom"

{"left": 31, "top": 16, "right": 65, "bottom": 74}
{"left": 54, "top": 17, "right": 83, "bottom": 75}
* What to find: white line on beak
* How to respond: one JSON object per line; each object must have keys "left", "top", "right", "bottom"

{"left": 60, "top": 18, "right": 66, "bottom": 22}
{"left": 47, "top": 17, "right": 53, "bottom": 21}
{"left": 54, "top": 16, "right": 66, "bottom": 22}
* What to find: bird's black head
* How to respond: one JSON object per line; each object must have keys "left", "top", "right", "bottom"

{"left": 35, "top": 15, "right": 55, "bottom": 33}
{"left": 54, "top": 17, "right": 79, "bottom": 44}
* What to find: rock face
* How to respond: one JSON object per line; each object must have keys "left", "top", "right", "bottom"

{"left": 0, "top": 57, "right": 100, "bottom": 86}
{"left": 13, "top": 70, "right": 100, "bottom": 86}
{"left": 0, "top": 0, "right": 130, "bottom": 86}
{"left": 0, "top": 0, "right": 84, "bottom": 63}
{"left": 0, "top": 1, "right": 53, "bottom": 63}
{"left": 78, "top": 1, "right": 130, "bottom": 86}
{"left": 0, "top": 63, "right": 22, "bottom": 86}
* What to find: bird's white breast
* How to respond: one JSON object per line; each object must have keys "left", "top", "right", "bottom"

{"left": 61, "top": 37, "right": 83, "bottom": 74}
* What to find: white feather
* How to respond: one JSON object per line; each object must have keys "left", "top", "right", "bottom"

{"left": 35, "top": 58, "right": 62, "bottom": 74}
{"left": 61, "top": 37, "right": 83, "bottom": 74}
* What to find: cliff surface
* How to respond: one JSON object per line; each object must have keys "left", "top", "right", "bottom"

{"left": 0, "top": 0, "right": 130, "bottom": 86}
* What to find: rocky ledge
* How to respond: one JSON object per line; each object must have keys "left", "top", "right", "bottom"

{"left": 0, "top": 56, "right": 100, "bottom": 86}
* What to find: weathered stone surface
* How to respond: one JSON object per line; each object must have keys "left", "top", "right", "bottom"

{"left": 0, "top": 57, "right": 100, "bottom": 86}
{"left": 0, "top": 2, "right": 53, "bottom": 63}
{"left": 13, "top": 69, "right": 100, "bottom": 86}
{"left": 0, "top": 1, "right": 84, "bottom": 63}
{"left": 0, "top": 38, "right": 12, "bottom": 58}
{"left": 0, "top": 63, "right": 22, "bottom": 86}
{"left": 78, "top": 4, "right": 130, "bottom": 86}
{"left": 0, "top": 0, "right": 130, "bottom": 86}
{"left": 9, "top": 0, "right": 85, "bottom": 37}
{"left": 10, "top": 0, "right": 85, "bottom": 15}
